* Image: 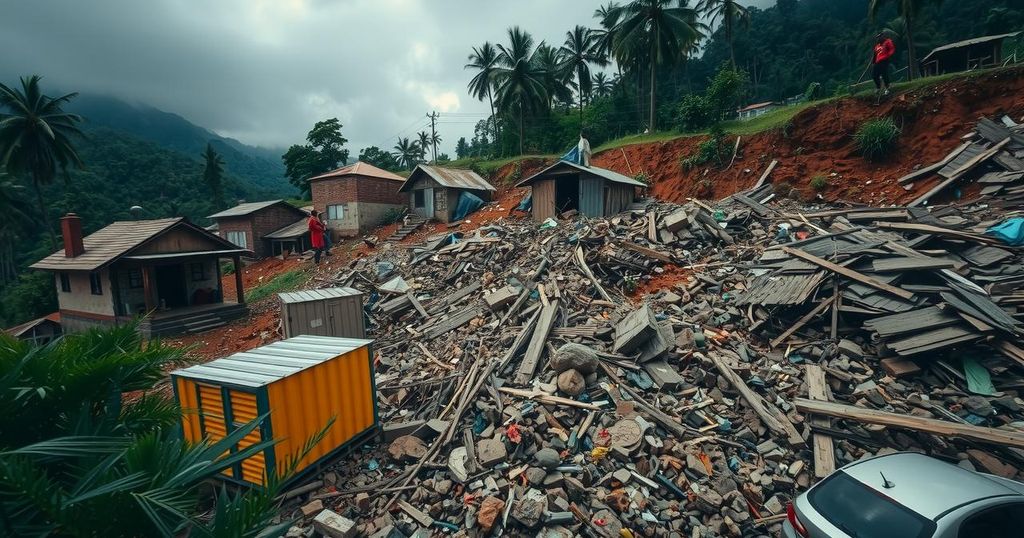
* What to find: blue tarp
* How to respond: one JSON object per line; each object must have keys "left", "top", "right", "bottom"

{"left": 986, "top": 217, "right": 1024, "bottom": 246}
{"left": 517, "top": 192, "right": 532, "bottom": 211}
{"left": 451, "top": 190, "right": 486, "bottom": 221}
{"left": 561, "top": 146, "right": 581, "bottom": 165}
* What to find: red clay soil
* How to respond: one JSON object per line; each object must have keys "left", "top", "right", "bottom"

{"left": 221, "top": 256, "right": 304, "bottom": 302}
{"left": 588, "top": 67, "right": 1024, "bottom": 206}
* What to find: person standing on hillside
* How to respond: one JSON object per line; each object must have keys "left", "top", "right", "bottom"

{"left": 318, "top": 212, "right": 333, "bottom": 257}
{"left": 308, "top": 209, "right": 326, "bottom": 264}
{"left": 872, "top": 32, "right": 897, "bottom": 96}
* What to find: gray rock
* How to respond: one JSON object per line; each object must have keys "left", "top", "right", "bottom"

{"left": 534, "top": 447, "right": 562, "bottom": 470}
{"left": 963, "top": 395, "right": 994, "bottom": 416}
{"left": 550, "top": 343, "right": 600, "bottom": 374}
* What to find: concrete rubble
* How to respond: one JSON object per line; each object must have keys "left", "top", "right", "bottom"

{"left": 277, "top": 154, "right": 1024, "bottom": 536}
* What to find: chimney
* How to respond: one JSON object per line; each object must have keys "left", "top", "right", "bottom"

{"left": 61, "top": 213, "right": 85, "bottom": 258}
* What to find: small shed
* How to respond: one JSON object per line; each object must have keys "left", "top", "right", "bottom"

{"left": 736, "top": 101, "right": 779, "bottom": 120}
{"left": 263, "top": 219, "right": 312, "bottom": 258}
{"left": 171, "top": 335, "right": 378, "bottom": 486}
{"left": 279, "top": 287, "right": 366, "bottom": 339}
{"left": 5, "top": 313, "right": 62, "bottom": 345}
{"left": 397, "top": 164, "right": 495, "bottom": 223}
{"left": 515, "top": 160, "right": 643, "bottom": 221}
{"left": 921, "top": 32, "right": 1021, "bottom": 77}
{"left": 208, "top": 200, "right": 308, "bottom": 258}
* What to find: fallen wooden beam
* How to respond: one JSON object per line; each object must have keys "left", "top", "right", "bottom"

{"left": 781, "top": 247, "right": 915, "bottom": 300}
{"left": 498, "top": 386, "right": 600, "bottom": 410}
{"left": 514, "top": 300, "right": 560, "bottom": 384}
{"left": 616, "top": 241, "right": 675, "bottom": 264}
{"left": 795, "top": 398, "right": 1024, "bottom": 449}
{"left": 804, "top": 365, "right": 836, "bottom": 478}
{"left": 770, "top": 294, "right": 835, "bottom": 349}
{"left": 575, "top": 246, "right": 612, "bottom": 302}
{"left": 909, "top": 138, "right": 1010, "bottom": 207}
{"left": 752, "top": 159, "right": 778, "bottom": 189}
{"left": 709, "top": 352, "right": 805, "bottom": 447}
{"left": 897, "top": 141, "right": 972, "bottom": 185}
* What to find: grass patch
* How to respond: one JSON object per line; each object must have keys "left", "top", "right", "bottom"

{"left": 854, "top": 117, "right": 900, "bottom": 161}
{"left": 810, "top": 174, "right": 829, "bottom": 191}
{"left": 246, "top": 267, "right": 310, "bottom": 303}
{"left": 284, "top": 198, "right": 311, "bottom": 208}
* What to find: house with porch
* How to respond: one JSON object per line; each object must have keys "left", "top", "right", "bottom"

{"left": 208, "top": 200, "right": 308, "bottom": 258}
{"left": 515, "top": 160, "right": 642, "bottom": 221}
{"left": 30, "top": 213, "right": 251, "bottom": 337}
{"left": 309, "top": 161, "right": 408, "bottom": 236}
{"left": 397, "top": 164, "right": 495, "bottom": 223}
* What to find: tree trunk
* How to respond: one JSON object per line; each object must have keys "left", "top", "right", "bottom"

{"left": 487, "top": 88, "right": 498, "bottom": 154}
{"left": 578, "top": 71, "right": 585, "bottom": 130}
{"left": 519, "top": 101, "right": 525, "bottom": 156}
{"left": 649, "top": 50, "right": 657, "bottom": 132}
{"left": 728, "top": 20, "right": 736, "bottom": 69}
{"left": 32, "top": 174, "right": 57, "bottom": 250}
{"left": 904, "top": 16, "right": 917, "bottom": 81}
{"left": 636, "top": 62, "right": 643, "bottom": 132}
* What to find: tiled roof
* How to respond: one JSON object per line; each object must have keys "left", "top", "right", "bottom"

{"left": 208, "top": 200, "right": 304, "bottom": 219}
{"left": 399, "top": 164, "right": 495, "bottom": 192}
{"left": 308, "top": 161, "right": 405, "bottom": 182}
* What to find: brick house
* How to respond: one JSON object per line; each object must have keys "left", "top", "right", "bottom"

{"left": 208, "top": 200, "right": 308, "bottom": 258}
{"left": 308, "top": 162, "right": 407, "bottom": 237}
{"left": 398, "top": 164, "right": 495, "bottom": 223}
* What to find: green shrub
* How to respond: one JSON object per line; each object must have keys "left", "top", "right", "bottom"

{"left": 854, "top": 117, "right": 900, "bottom": 161}
{"left": 810, "top": 175, "right": 829, "bottom": 191}
{"left": 675, "top": 94, "right": 712, "bottom": 131}
{"left": 633, "top": 171, "right": 651, "bottom": 185}
{"left": 706, "top": 66, "right": 749, "bottom": 120}
{"left": 680, "top": 127, "right": 728, "bottom": 170}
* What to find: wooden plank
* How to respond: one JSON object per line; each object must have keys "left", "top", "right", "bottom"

{"left": 804, "top": 365, "right": 836, "bottom": 478}
{"left": 869, "top": 257, "right": 955, "bottom": 272}
{"left": 613, "top": 305, "right": 659, "bottom": 354}
{"left": 514, "top": 300, "right": 559, "bottom": 384}
{"left": 794, "top": 398, "right": 1024, "bottom": 449}
{"left": 874, "top": 222, "right": 1000, "bottom": 245}
{"left": 575, "top": 246, "right": 612, "bottom": 302}
{"left": 397, "top": 500, "right": 435, "bottom": 527}
{"left": 910, "top": 138, "right": 1011, "bottom": 207}
{"left": 897, "top": 141, "right": 972, "bottom": 184}
{"left": 644, "top": 361, "right": 685, "bottom": 390}
{"left": 770, "top": 294, "right": 835, "bottom": 348}
{"left": 616, "top": 241, "right": 674, "bottom": 264}
{"left": 710, "top": 353, "right": 805, "bottom": 447}
{"left": 752, "top": 159, "right": 778, "bottom": 189}
{"left": 781, "top": 247, "right": 915, "bottom": 300}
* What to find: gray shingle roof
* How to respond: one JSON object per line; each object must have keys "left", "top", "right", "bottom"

{"left": 399, "top": 164, "right": 495, "bottom": 192}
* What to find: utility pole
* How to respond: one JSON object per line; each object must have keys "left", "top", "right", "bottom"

{"left": 427, "top": 111, "right": 439, "bottom": 163}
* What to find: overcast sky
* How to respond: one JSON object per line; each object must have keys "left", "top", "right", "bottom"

{"left": 0, "top": 0, "right": 770, "bottom": 156}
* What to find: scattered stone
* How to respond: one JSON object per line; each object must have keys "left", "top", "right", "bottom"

{"left": 477, "top": 496, "right": 505, "bottom": 532}
{"left": 388, "top": 435, "right": 427, "bottom": 462}
{"left": 550, "top": 343, "right": 600, "bottom": 374}
{"left": 477, "top": 439, "right": 508, "bottom": 468}
{"left": 300, "top": 499, "right": 323, "bottom": 518}
{"left": 313, "top": 510, "right": 356, "bottom": 538}
{"left": 556, "top": 369, "right": 586, "bottom": 396}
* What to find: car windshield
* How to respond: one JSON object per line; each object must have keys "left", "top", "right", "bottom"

{"left": 808, "top": 471, "right": 936, "bottom": 538}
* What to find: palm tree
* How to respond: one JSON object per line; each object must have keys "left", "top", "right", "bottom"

{"left": 393, "top": 137, "right": 421, "bottom": 169}
{"left": 614, "top": 0, "right": 705, "bottom": 131}
{"left": 466, "top": 42, "right": 501, "bottom": 151}
{"left": 868, "top": 0, "right": 938, "bottom": 80}
{"left": 593, "top": 2, "right": 624, "bottom": 73}
{"left": 430, "top": 131, "right": 442, "bottom": 162}
{"left": 493, "top": 27, "right": 549, "bottom": 155}
{"left": 697, "top": 0, "right": 751, "bottom": 69}
{"left": 0, "top": 75, "right": 84, "bottom": 249}
{"left": 560, "top": 25, "right": 609, "bottom": 126}
{"left": 201, "top": 143, "right": 226, "bottom": 209}
{"left": 0, "top": 172, "right": 30, "bottom": 283}
{"left": 535, "top": 44, "right": 575, "bottom": 111}
{"left": 416, "top": 131, "right": 430, "bottom": 162}
{"left": 593, "top": 72, "right": 615, "bottom": 98}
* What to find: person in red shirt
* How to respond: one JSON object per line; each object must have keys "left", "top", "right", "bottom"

{"left": 308, "top": 209, "right": 326, "bottom": 264}
{"left": 872, "top": 32, "right": 897, "bottom": 96}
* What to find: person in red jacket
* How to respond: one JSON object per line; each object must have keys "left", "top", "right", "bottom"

{"left": 308, "top": 209, "right": 326, "bottom": 264}
{"left": 872, "top": 32, "right": 896, "bottom": 96}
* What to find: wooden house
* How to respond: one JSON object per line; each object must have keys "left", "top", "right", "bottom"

{"left": 4, "top": 313, "right": 62, "bottom": 345}
{"left": 309, "top": 162, "right": 408, "bottom": 236}
{"left": 397, "top": 165, "right": 495, "bottom": 223}
{"left": 208, "top": 200, "right": 308, "bottom": 258}
{"left": 516, "top": 161, "right": 643, "bottom": 221}
{"left": 921, "top": 33, "right": 1021, "bottom": 77}
{"left": 30, "top": 213, "right": 251, "bottom": 337}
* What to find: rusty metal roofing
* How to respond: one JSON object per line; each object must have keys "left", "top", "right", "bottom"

{"left": 399, "top": 164, "right": 496, "bottom": 192}
{"left": 263, "top": 218, "right": 310, "bottom": 240}
{"left": 516, "top": 160, "right": 646, "bottom": 188}
{"left": 922, "top": 32, "right": 1021, "bottom": 62}
{"left": 207, "top": 200, "right": 305, "bottom": 219}
{"left": 30, "top": 218, "right": 243, "bottom": 272}
{"left": 170, "top": 334, "right": 373, "bottom": 387}
{"left": 308, "top": 161, "right": 405, "bottom": 182}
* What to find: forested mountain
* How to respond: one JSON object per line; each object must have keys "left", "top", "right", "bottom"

{"left": 67, "top": 93, "right": 292, "bottom": 195}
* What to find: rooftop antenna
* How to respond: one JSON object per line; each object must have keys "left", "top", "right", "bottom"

{"left": 880, "top": 472, "right": 894, "bottom": 489}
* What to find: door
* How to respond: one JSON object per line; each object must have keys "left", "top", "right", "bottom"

{"left": 423, "top": 188, "right": 434, "bottom": 219}
{"left": 154, "top": 264, "right": 188, "bottom": 308}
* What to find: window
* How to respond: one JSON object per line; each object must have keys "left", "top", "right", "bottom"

{"left": 808, "top": 471, "right": 935, "bottom": 538}
{"left": 326, "top": 204, "right": 345, "bottom": 220}
{"left": 89, "top": 272, "right": 103, "bottom": 295}
{"left": 59, "top": 273, "right": 71, "bottom": 292}
{"left": 414, "top": 190, "right": 425, "bottom": 208}
{"left": 190, "top": 263, "right": 206, "bottom": 281}
{"left": 958, "top": 503, "right": 1024, "bottom": 538}
{"left": 127, "top": 269, "right": 143, "bottom": 289}
{"left": 226, "top": 230, "right": 247, "bottom": 248}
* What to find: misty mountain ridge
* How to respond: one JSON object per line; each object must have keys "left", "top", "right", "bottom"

{"left": 66, "top": 93, "right": 293, "bottom": 196}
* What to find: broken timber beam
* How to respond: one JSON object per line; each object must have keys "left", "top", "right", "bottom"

{"left": 804, "top": 365, "right": 836, "bottom": 478}
{"left": 770, "top": 294, "right": 835, "bottom": 348}
{"left": 514, "top": 300, "right": 559, "bottom": 384}
{"left": 616, "top": 241, "right": 674, "bottom": 264}
{"left": 709, "top": 353, "right": 805, "bottom": 447}
{"left": 752, "top": 160, "right": 778, "bottom": 189}
{"left": 909, "top": 138, "right": 1010, "bottom": 207}
{"left": 781, "top": 247, "right": 914, "bottom": 300}
{"left": 795, "top": 398, "right": 1024, "bottom": 449}
{"left": 575, "top": 246, "right": 613, "bottom": 302}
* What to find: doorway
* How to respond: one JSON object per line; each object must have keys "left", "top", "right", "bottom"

{"left": 554, "top": 175, "right": 580, "bottom": 214}
{"left": 154, "top": 265, "right": 188, "bottom": 308}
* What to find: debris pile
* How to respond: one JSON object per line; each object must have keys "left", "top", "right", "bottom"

{"left": 273, "top": 175, "right": 1024, "bottom": 537}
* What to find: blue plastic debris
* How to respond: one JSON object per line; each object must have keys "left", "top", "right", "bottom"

{"left": 728, "top": 456, "right": 741, "bottom": 472}
{"left": 367, "top": 459, "right": 380, "bottom": 471}
{"left": 473, "top": 412, "right": 488, "bottom": 434}
{"left": 986, "top": 217, "right": 1024, "bottom": 246}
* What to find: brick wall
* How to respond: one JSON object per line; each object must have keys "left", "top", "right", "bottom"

{"left": 312, "top": 175, "right": 405, "bottom": 233}
{"left": 216, "top": 204, "right": 306, "bottom": 258}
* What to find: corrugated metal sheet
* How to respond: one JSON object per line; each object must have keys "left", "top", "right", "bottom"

{"left": 208, "top": 200, "right": 288, "bottom": 219}
{"left": 171, "top": 335, "right": 372, "bottom": 387}
{"left": 531, "top": 179, "right": 556, "bottom": 221}
{"left": 399, "top": 165, "right": 495, "bottom": 192}
{"left": 263, "top": 218, "right": 310, "bottom": 240}
{"left": 517, "top": 160, "right": 645, "bottom": 188}
{"left": 922, "top": 32, "right": 1020, "bottom": 62}
{"left": 308, "top": 161, "right": 405, "bottom": 183}
{"left": 31, "top": 218, "right": 243, "bottom": 271}
{"left": 280, "top": 288, "right": 366, "bottom": 339}
{"left": 606, "top": 183, "right": 637, "bottom": 215}
{"left": 279, "top": 287, "right": 361, "bottom": 303}
{"left": 579, "top": 176, "right": 603, "bottom": 217}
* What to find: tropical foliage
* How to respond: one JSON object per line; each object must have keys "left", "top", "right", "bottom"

{"left": 0, "top": 324, "right": 329, "bottom": 537}
{"left": 201, "top": 143, "right": 226, "bottom": 210}
{"left": 281, "top": 118, "right": 350, "bottom": 196}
